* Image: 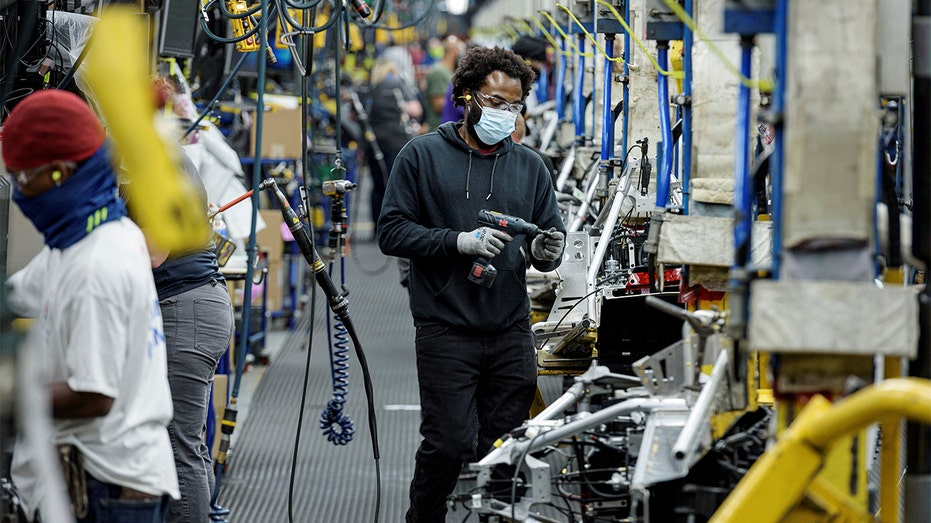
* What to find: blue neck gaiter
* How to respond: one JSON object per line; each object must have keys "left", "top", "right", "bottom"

{"left": 12, "top": 146, "right": 127, "bottom": 250}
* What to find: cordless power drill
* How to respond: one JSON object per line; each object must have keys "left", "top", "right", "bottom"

{"left": 469, "top": 209, "right": 548, "bottom": 287}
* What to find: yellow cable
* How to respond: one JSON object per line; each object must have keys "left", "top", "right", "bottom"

{"left": 661, "top": 0, "right": 773, "bottom": 91}
{"left": 531, "top": 14, "right": 573, "bottom": 57}
{"left": 514, "top": 17, "right": 535, "bottom": 37}
{"left": 469, "top": 26, "right": 493, "bottom": 37}
{"left": 538, "top": 10, "right": 593, "bottom": 57}
{"left": 590, "top": 0, "right": 682, "bottom": 78}
{"left": 555, "top": 3, "right": 623, "bottom": 64}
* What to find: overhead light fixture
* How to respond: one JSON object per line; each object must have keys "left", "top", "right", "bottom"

{"left": 446, "top": 0, "right": 469, "bottom": 15}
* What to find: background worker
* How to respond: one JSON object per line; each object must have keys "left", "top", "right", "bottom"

{"left": 422, "top": 35, "right": 465, "bottom": 132}
{"left": 365, "top": 57, "right": 423, "bottom": 231}
{"left": 377, "top": 46, "right": 566, "bottom": 522}
{"left": 512, "top": 110, "right": 558, "bottom": 187}
{"left": 141, "top": 79, "right": 236, "bottom": 523}
{"left": 510, "top": 35, "right": 553, "bottom": 135}
{"left": 149, "top": 161, "right": 232, "bottom": 523}
{"left": 3, "top": 89, "right": 179, "bottom": 522}
{"left": 511, "top": 35, "right": 550, "bottom": 80}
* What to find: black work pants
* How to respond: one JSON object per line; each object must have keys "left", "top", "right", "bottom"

{"left": 406, "top": 321, "right": 537, "bottom": 523}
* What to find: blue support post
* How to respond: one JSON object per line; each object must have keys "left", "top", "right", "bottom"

{"left": 598, "top": 34, "right": 616, "bottom": 199}
{"left": 770, "top": 0, "right": 788, "bottom": 278}
{"left": 621, "top": 0, "right": 631, "bottom": 166}
{"left": 600, "top": 34, "right": 615, "bottom": 164}
{"left": 574, "top": 35, "right": 587, "bottom": 141}
{"left": 655, "top": 42, "right": 673, "bottom": 208}
{"left": 733, "top": 37, "right": 754, "bottom": 268}
{"left": 556, "top": 35, "right": 568, "bottom": 120}
{"left": 590, "top": 58, "right": 598, "bottom": 140}
{"left": 536, "top": 64, "right": 550, "bottom": 104}
{"left": 682, "top": 0, "right": 694, "bottom": 214}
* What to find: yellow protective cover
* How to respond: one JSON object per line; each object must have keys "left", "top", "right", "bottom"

{"left": 84, "top": 7, "right": 209, "bottom": 253}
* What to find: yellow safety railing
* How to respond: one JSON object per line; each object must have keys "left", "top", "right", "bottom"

{"left": 712, "top": 378, "right": 931, "bottom": 523}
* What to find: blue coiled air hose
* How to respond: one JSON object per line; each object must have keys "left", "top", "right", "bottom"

{"left": 319, "top": 257, "right": 355, "bottom": 445}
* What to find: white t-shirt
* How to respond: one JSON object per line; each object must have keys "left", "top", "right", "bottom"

{"left": 9, "top": 218, "right": 180, "bottom": 514}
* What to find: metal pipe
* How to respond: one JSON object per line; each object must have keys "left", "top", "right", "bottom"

{"left": 480, "top": 397, "right": 688, "bottom": 467}
{"left": 517, "top": 398, "right": 686, "bottom": 458}
{"left": 585, "top": 177, "right": 629, "bottom": 320}
{"left": 533, "top": 382, "right": 585, "bottom": 421}
{"left": 673, "top": 349, "right": 729, "bottom": 460}
{"left": 555, "top": 144, "right": 576, "bottom": 191}
{"left": 591, "top": 161, "right": 636, "bottom": 232}
{"left": 569, "top": 160, "right": 602, "bottom": 231}
{"left": 538, "top": 107, "right": 560, "bottom": 154}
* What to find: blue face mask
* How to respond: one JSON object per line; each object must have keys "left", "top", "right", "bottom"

{"left": 12, "top": 146, "right": 127, "bottom": 250}
{"left": 473, "top": 106, "right": 517, "bottom": 145}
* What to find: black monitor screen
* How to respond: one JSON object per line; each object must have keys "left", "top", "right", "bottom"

{"left": 159, "top": 0, "right": 199, "bottom": 58}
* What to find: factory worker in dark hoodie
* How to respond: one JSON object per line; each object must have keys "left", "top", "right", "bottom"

{"left": 377, "top": 45, "right": 566, "bottom": 523}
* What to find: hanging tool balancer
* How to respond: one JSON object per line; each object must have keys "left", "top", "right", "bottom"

{"left": 469, "top": 209, "right": 556, "bottom": 287}
{"left": 323, "top": 179, "right": 357, "bottom": 261}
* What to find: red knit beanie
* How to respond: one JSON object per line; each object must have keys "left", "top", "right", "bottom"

{"left": 1, "top": 89, "right": 106, "bottom": 171}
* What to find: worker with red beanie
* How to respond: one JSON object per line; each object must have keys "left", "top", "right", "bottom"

{"left": 3, "top": 89, "right": 180, "bottom": 522}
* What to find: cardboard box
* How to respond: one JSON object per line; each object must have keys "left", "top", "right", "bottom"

{"left": 257, "top": 210, "right": 285, "bottom": 262}
{"left": 223, "top": 280, "right": 237, "bottom": 368}
{"left": 226, "top": 278, "right": 264, "bottom": 309}
{"left": 249, "top": 107, "right": 304, "bottom": 159}
{"left": 210, "top": 374, "right": 228, "bottom": 458}
{"left": 264, "top": 259, "right": 284, "bottom": 313}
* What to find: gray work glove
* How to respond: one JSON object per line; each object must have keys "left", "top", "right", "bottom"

{"left": 457, "top": 227, "right": 512, "bottom": 257}
{"left": 531, "top": 228, "right": 565, "bottom": 261}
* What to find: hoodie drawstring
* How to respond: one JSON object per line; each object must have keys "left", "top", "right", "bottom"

{"left": 486, "top": 154, "right": 499, "bottom": 201}
{"left": 466, "top": 151, "right": 473, "bottom": 200}
{"left": 464, "top": 150, "right": 501, "bottom": 201}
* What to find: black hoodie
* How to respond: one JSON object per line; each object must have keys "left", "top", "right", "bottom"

{"left": 377, "top": 121, "right": 565, "bottom": 332}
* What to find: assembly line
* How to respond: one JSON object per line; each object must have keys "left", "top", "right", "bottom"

{"left": 1, "top": 0, "right": 930, "bottom": 522}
